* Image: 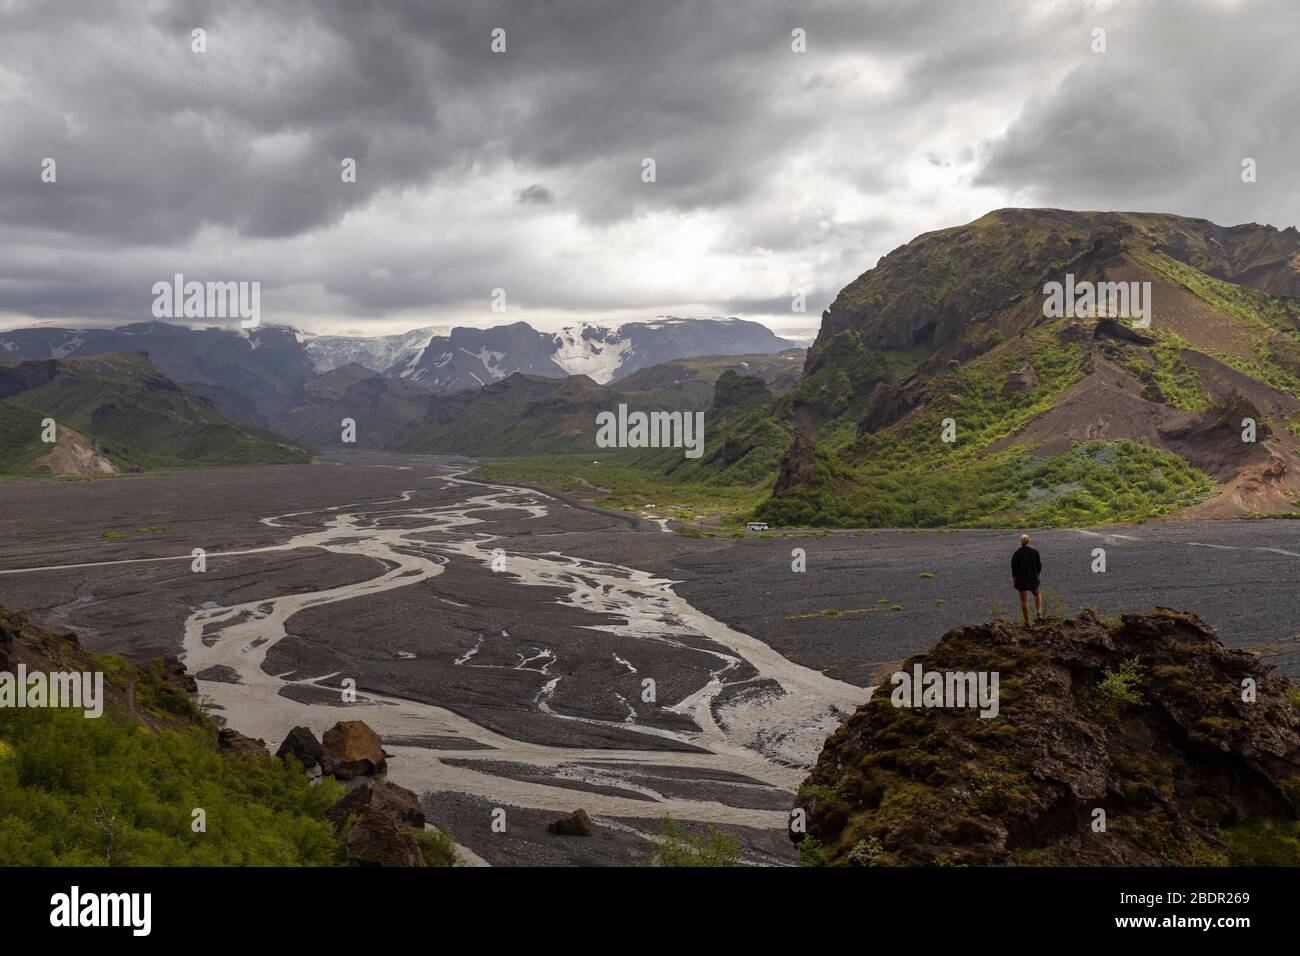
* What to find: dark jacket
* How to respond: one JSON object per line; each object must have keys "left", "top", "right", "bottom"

{"left": 1011, "top": 545, "right": 1042, "bottom": 591}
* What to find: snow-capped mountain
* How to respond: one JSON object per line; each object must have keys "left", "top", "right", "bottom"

{"left": 302, "top": 326, "right": 451, "bottom": 376}
{"left": 397, "top": 316, "right": 793, "bottom": 392}
{"left": 550, "top": 317, "right": 793, "bottom": 384}
{"left": 0, "top": 316, "right": 795, "bottom": 413}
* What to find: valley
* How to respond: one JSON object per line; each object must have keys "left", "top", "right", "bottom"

{"left": 1, "top": 452, "right": 1298, "bottom": 865}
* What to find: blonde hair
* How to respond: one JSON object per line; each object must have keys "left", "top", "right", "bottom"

{"left": 1019, "top": 534, "right": 1030, "bottom": 546}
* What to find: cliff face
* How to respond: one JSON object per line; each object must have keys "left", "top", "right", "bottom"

{"left": 794, "top": 609, "right": 1300, "bottom": 866}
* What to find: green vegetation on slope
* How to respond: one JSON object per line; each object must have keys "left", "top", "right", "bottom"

{"left": 1110, "top": 329, "right": 1214, "bottom": 411}
{"left": 0, "top": 400, "right": 48, "bottom": 475}
{"left": 0, "top": 649, "right": 346, "bottom": 866}
{"left": 0, "top": 352, "right": 311, "bottom": 474}
{"left": 0, "top": 706, "right": 346, "bottom": 865}
{"left": 757, "top": 325, "right": 1216, "bottom": 527}
{"left": 758, "top": 440, "right": 1214, "bottom": 528}
{"left": 1131, "top": 247, "right": 1300, "bottom": 416}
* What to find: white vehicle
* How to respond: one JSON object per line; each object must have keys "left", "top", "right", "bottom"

{"left": 746, "top": 522, "right": 769, "bottom": 532}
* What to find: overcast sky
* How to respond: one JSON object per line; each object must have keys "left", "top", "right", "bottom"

{"left": 1, "top": 0, "right": 1295, "bottom": 336}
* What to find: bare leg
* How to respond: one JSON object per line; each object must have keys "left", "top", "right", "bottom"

{"left": 1019, "top": 590, "right": 1030, "bottom": 626}
{"left": 1033, "top": 588, "right": 1043, "bottom": 621}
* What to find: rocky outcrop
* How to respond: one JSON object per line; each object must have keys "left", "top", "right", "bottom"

{"left": 794, "top": 609, "right": 1300, "bottom": 866}
{"left": 276, "top": 725, "right": 325, "bottom": 770}
{"left": 160, "top": 656, "right": 197, "bottom": 694}
{"left": 344, "top": 809, "right": 425, "bottom": 867}
{"left": 770, "top": 428, "right": 818, "bottom": 498}
{"left": 217, "top": 728, "right": 271, "bottom": 759}
{"left": 547, "top": 808, "right": 597, "bottom": 836}
{"left": 1160, "top": 391, "right": 1271, "bottom": 479}
{"left": 1093, "top": 317, "right": 1155, "bottom": 346}
{"left": 321, "top": 720, "right": 387, "bottom": 779}
{"left": 327, "top": 781, "right": 425, "bottom": 834}
{"left": 33, "top": 426, "right": 119, "bottom": 476}
{"left": 328, "top": 780, "right": 430, "bottom": 867}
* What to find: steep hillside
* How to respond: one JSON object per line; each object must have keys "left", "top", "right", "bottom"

{"left": 0, "top": 605, "right": 347, "bottom": 865}
{"left": 793, "top": 609, "right": 1300, "bottom": 866}
{"left": 271, "top": 363, "right": 436, "bottom": 449}
{"left": 394, "top": 371, "right": 704, "bottom": 456}
{"left": 751, "top": 209, "right": 1300, "bottom": 526}
{"left": 0, "top": 352, "right": 311, "bottom": 474}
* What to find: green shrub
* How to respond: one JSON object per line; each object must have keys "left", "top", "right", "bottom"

{"left": 655, "top": 816, "right": 741, "bottom": 867}
{"left": 1082, "top": 658, "right": 1146, "bottom": 726}
{"left": 797, "top": 836, "right": 827, "bottom": 867}
{"left": 410, "top": 827, "right": 458, "bottom": 867}
{"left": 0, "top": 696, "right": 345, "bottom": 866}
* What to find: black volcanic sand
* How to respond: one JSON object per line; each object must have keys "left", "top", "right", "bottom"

{"left": 421, "top": 792, "right": 797, "bottom": 867}
{"left": 263, "top": 558, "right": 717, "bottom": 751}
{"left": 2, "top": 450, "right": 1299, "bottom": 867}
{"left": 0, "top": 547, "right": 382, "bottom": 661}
{"left": 494, "top": 522, "right": 1300, "bottom": 683}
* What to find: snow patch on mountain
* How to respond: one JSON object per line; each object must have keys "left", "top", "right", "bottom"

{"left": 50, "top": 335, "right": 85, "bottom": 358}
{"left": 462, "top": 347, "right": 507, "bottom": 372}
{"left": 303, "top": 326, "right": 450, "bottom": 374}
{"left": 550, "top": 326, "right": 633, "bottom": 384}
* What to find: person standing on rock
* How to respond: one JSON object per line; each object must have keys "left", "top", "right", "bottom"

{"left": 1012, "top": 533, "right": 1043, "bottom": 627}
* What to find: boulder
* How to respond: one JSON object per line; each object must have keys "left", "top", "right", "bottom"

{"left": 321, "top": 719, "right": 387, "bottom": 779}
{"left": 276, "top": 725, "right": 325, "bottom": 770}
{"left": 217, "top": 728, "right": 270, "bottom": 758}
{"left": 327, "top": 780, "right": 425, "bottom": 834}
{"left": 547, "top": 808, "right": 597, "bottom": 837}
{"left": 345, "top": 808, "right": 425, "bottom": 867}
{"left": 1001, "top": 362, "right": 1039, "bottom": 396}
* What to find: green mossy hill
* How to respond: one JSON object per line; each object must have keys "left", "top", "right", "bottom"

{"left": 754, "top": 209, "right": 1300, "bottom": 525}
{"left": 0, "top": 605, "right": 345, "bottom": 865}
{"left": 0, "top": 351, "right": 311, "bottom": 474}
{"left": 794, "top": 608, "right": 1300, "bottom": 866}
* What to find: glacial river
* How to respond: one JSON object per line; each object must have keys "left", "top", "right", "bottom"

{"left": 177, "top": 471, "right": 868, "bottom": 860}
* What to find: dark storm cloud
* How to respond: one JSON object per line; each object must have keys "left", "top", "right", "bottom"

{"left": 976, "top": 0, "right": 1300, "bottom": 227}
{"left": 0, "top": 0, "right": 1295, "bottom": 327}
{"left": 516, "top": 184, "right": 554, "bottom": 205}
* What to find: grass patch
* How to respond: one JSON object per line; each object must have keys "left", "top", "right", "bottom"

{"left": 476, "top": 453, "right": 772, "bottom": 527}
